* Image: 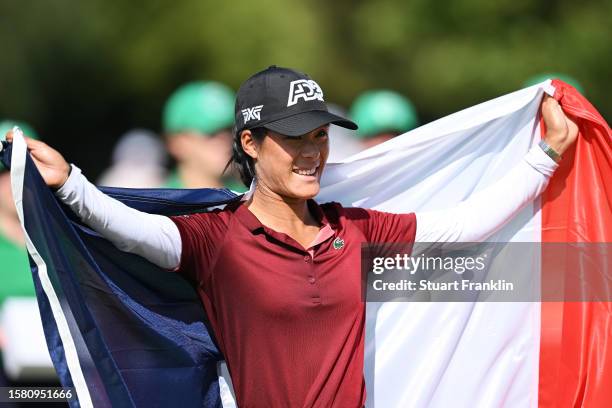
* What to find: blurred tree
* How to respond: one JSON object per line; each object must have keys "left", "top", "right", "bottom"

{"left": 0, "top": 0, "right": 609, "bottom": 177}
{"left": 318, "top": 0, "right": 611, "bottom": 122}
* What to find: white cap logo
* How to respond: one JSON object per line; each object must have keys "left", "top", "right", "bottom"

{"left": 287, "top": 80, "right": 324, "bottom": 107}
{"left": 242, "top": 105, "right": 264, "bottom": 123}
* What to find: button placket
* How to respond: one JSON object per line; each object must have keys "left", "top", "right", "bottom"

{"left": 303, "top": 253, "right": 320, "bottom": 302}
{"left": 304, "top": 254, "right": 314, "bottom": 282}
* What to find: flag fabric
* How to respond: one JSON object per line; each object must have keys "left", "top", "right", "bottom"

{"left": 2, "top": 136, "right": 237, "bottom": 408}
{"left": 2, "top": 79, "right": 610, "bottom": 407}
{"left": 318, "top": 79, "right": 611, "bottom": 407}
{"left": 538, "top": 82, "right": 612, "bottom": 407}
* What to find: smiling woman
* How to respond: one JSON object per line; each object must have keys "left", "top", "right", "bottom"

{"left": 5, "top": 65, "right": 577, "bottom": 407}
{"left": 243, "top": 126, "right": 329, "bottom": 197}
{"left": 227, "top": 66, "right": 356, "bottom": 191}
{"left": 227, "top": 124, "right": 331, "bottom": 195}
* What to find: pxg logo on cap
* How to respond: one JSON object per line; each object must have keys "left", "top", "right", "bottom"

{"left": 235, "top": 65, "right": 357, "bottom": 137}
{"left": 241, "top": 105, "right": 263, "bottom": 123}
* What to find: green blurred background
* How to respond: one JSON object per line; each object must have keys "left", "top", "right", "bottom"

{"left": 1, "top": 0, "right": 610, "bottom": 177}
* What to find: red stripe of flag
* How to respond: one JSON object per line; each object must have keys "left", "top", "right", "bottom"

{"left": 540, "top": 79, "right": 612, "bottom": 407}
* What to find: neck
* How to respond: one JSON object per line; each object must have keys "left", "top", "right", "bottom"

{"left": 177, "top": 162, "right": 223, "bottom": 189}
{"left": 247, "top": 182, "right": 318, "bottom": 231}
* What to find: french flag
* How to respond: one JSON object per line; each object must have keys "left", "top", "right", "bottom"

{"left": 320, "top": 79, "right": 611, "bottom": 407}
{"left": 2, "top": 79, "right": 610, "bottom": 407}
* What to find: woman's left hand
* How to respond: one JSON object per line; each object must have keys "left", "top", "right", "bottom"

{"left": 541, "top": 94, "right": 579, "bottom": 156}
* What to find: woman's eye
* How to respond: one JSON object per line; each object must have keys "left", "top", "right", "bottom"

{"left": 317, "top": 130, "right": 328, "bottom": 138}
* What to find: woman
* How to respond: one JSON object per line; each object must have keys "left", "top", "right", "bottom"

{"left": 6, "top": 66, "right": 577, "bottom": 407}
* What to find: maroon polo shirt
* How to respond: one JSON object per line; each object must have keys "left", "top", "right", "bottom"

{"left": 171, "top": 200, "right": 416, "bottom": 407}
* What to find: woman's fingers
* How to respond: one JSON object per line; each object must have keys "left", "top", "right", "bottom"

{"left": 541, "top": 95, "right": 568, "bottom": 136}
{"left": 3, "top": 129, "right": 71, "bottom": 188}
{"left": 541, "top": 95, "right": 579, "bottom": 156}
{"left": 566, "top": 115, "right": 579, "bottom": 140}
{"left": 5, "top": 129, "right": 39, "bottom": 147}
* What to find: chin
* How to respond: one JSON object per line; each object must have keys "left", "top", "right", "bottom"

{"left": 296, "top": 187, "right": 320, "bottom": 200}
{"left": 282, "top": 172, "right": 320, "bottom": 198}
{"left": 287, "top": 181, "right": 320, "bottom": 200}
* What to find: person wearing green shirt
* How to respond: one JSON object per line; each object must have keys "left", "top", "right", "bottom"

{"left": 163, "top": 81, "right": 245, "bottom": 192}
{"left": 0, "top": 121, "right": 37, "bottom": 304}
{"left": 0, "top": 121, "right": 37, "bottom": 388}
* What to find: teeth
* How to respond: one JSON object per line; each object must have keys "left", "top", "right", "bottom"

{"left": 294, "top": 167, "right": 317, "bottom": 176}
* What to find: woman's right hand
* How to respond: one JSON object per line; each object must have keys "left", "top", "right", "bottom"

{"left": 5, "top": 130, "right": 71, "bottom": 189}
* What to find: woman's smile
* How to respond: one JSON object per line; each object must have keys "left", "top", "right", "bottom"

{"left": 292, "top": 161, "right": 320, "bottom": 177}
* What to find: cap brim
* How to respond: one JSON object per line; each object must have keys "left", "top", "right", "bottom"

{"left": 263, "top": 110, "right": 358, "bottom": 137}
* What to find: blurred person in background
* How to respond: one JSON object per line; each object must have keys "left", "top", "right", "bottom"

{"left": 349, "top": 89, "right": 419, "bottom": 149}
{"left": 98, "top": 129, "right": 168, "bottom": 188}
{"left": 524, "top": 73, "right": 585, "bottom": 94}
{"left": 0, "top": 120, "right": 37, "bottom": 311}
{"left": 0, "top": 121, "right": 57, "bottom": 395}
{"left": 163, "top": 81, "right": 244, "bottom": 191}
{"left": 326, "top": 104, "right": 363, "bottom": 162}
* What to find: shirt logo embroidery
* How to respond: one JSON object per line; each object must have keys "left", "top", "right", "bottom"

{"left": 333, "top": 237, "right": 344, "bottom": 250}
{"left": 242, "top": 105, "right": 264, "bottom": 123}
{"left": 287, "top": 79, "right": 324, "bottom": 107}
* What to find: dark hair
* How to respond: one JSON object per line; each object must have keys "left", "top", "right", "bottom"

{"left": 224, "top": 127, "right": 267, "bottom": 187}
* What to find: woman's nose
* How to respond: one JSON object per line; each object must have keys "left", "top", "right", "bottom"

{"left": 300, "top": 142, "right": 321, "bottom": 159}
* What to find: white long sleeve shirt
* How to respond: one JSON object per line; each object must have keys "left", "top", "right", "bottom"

{"left": 55, "top": 145, "right": 557, "bottom": 269}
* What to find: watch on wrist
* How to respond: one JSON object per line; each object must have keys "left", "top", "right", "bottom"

{"left": 539, "top": 140, "right": 561, "bottom": 163}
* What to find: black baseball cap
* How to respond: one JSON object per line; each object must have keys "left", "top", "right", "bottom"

{"left": 235, "top": 66, "right": 358, "bottom": 136}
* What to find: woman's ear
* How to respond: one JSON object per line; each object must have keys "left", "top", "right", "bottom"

{"left": 241, "top": 130, "right": 258, "bottom": 160}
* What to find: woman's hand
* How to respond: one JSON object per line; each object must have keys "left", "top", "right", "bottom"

{"left": 5, "top": 130, "right": 71, "bottom": 189}
{"left": 541, "top": 95, "right": 579, "bottom": 156}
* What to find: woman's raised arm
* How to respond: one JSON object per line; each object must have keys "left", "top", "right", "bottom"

{"left": 415, "top": 95, "right": 578, "bottom": 243}
{"left": 5, "top": 130, "right": 182, "bottom": 269}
